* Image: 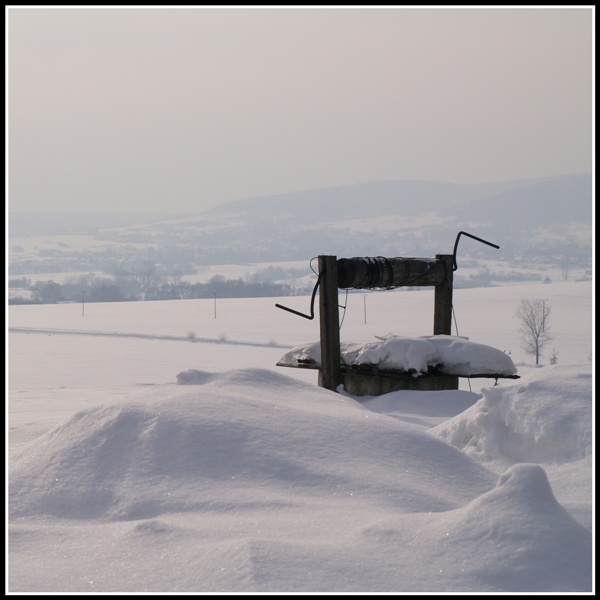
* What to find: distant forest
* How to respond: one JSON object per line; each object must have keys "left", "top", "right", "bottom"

{"left": 8, "top": 274, "right": 311, "bottom": 305}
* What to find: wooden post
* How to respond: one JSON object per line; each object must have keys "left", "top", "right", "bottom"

{"left": 318, "top": 255, "right": 341, "bottom": 391}
{"left": 433, "top": 254, "right": 453, "bottom": 335}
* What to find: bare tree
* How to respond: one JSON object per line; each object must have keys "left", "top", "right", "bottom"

{"left": 515, "top": 298, "right": 553, "bottom": 365}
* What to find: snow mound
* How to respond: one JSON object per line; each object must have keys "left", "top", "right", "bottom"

{"left": 358, "top": 464, "right": 592, "bottom": 592}
{"left": 430, "top": 364, "right": 592, "bottom": 467}
{"left": 278, "top": 334, "right": 518, "bottom": 377}
{"left": 9, "top": 369, "right": 494, "bottom": 521}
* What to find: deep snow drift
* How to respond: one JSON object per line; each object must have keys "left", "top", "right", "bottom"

{"left": 8, "top": 363, "right": 592, "bottom": 593}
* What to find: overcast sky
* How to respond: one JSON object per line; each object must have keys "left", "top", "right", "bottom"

{"left": 7, "top": 6, "right": 594, "bottom": 214}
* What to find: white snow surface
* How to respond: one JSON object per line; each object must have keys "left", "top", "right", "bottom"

{"left": 7, "top": 280, "right": 594, "bottom": 593}
{"left": 279, "top": 333, "right": 518, "bottom": 376}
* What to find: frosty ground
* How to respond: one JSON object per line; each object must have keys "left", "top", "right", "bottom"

{"left": 7, "top": 279, "right": 594, "bottom": 593}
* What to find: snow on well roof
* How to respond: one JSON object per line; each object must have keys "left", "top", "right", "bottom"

{"left": 278, "top": 334, "right": 519, "bottom": 378}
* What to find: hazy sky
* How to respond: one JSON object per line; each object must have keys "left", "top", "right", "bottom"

{"left": 7, "top": 6, "right": 594, "bottom": 214}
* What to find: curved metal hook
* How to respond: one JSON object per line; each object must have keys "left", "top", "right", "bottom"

{"left": 452, "top": 231, "right": 499, "bottom": 271}
{"left": 275, "top": 272, "right": 322, "bottom": 320}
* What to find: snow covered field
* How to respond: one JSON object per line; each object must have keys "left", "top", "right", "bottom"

{"left": 7, "top": 279, "right": 594, "bottom": 593}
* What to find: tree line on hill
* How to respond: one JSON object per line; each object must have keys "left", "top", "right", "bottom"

{"left": 8, "top": 274, "right": 310, "bottom": 305}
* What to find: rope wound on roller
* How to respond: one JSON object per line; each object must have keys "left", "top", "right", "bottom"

{"left": 336, "top": 256, "right": 444, "bottom": 289}
{"left": 339, "top": 256, "right": 394, "bottom": 289}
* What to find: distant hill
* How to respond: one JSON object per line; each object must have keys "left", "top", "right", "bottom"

{"left": 8, "top": 174, "right": 593, "bottom": 276}
{"left": 8, "top": 211, "right": 179, "bottom": 237}
{"left": 208, "top": 178, "right": 551, "bottom": 224}
{"left": 195, "top": 173, "right": 593, "bottom": 262}
{"left": 455, "top": 174, "right": 592, "bottom": 227}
